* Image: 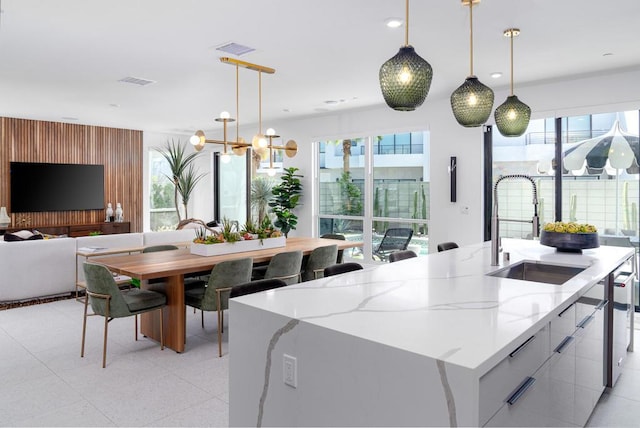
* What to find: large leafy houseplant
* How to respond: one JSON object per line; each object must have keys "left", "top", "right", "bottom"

{"left": 269, "top": 167, "right": 303, "bottom": 237}
{"left": 155, "top": 140, "right": 205, "bottom": 222}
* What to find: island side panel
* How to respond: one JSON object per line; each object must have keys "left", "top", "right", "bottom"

{"left": 229, "top": 300, "right": 478, "bottom": 427}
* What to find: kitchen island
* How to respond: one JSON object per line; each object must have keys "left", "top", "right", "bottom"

{"left": 229, "top": 239, "right": 635, "bottom": 427}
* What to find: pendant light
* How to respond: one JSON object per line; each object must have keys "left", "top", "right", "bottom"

{"left": 450, "top": 0, "right": 494, "bottom": 127}
{"left": 494, "top": 28, "right": 531, "bottom": 137}
{"left": 379, "top": 0, "right": 433, "bottom": 111}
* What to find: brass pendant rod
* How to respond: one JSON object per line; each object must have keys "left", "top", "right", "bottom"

{"left": 236, "top": 64, "right": 240, "bottom": 141}
{"left": 469, "top": 0, "right": 474, "bottom": 76}
{"left": 404, "top": 0, "right": 409, "bottom": 46}
{"left": 509, "top": 31, "right": 514, "bottom": 95}
{"left": 258, "top": 71, "right": 263, "bottom": 135}
{"left": 219, "top": 57, "right": 275, "bottom": 74}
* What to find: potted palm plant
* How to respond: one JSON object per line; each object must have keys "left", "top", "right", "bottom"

{"left": 155, "top": 140, "right": 205, "bottom": 222}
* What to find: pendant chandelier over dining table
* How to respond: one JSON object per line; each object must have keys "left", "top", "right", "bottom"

{"left": 379, "top": 0, "right": 433, "bottom": 111}
{"left": 450, "top": 0, "right": 494, "bottom": 127}
{"left": 189, "top": 57, "right": 297, "bottom": 173}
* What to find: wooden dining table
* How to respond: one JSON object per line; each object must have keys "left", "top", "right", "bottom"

{"left": 96, "top": 237, "right": 362, "bottom": 352}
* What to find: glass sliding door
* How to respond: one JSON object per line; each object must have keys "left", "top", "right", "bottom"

{"left": 317, "top": 131, "right": 431, "bottom": 261}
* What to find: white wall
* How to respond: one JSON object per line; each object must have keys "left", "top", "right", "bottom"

{"left": 143, "top": 68, "right": 640, "bottom": 247}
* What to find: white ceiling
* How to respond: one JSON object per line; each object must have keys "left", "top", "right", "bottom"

{"left": 0, "top": 0, "right": 638, "bottom": 135}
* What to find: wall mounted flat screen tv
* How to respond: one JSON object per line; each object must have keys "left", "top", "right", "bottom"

{"left": 10, "top": 162, "right": 105, "bottom": 212}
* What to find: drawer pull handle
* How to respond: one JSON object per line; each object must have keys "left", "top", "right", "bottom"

{"left": 509, "top": 335, "right": 536, "bottom": 358}
{"left": 577, "top": 315, "right": 594, "bottom": 329}
{"left": 595, "top": 300, "right": 607, "bottom": 311}
{"left": 558, "top": 303, "right": 574, "bottom": 317}
{"left": 554, "top": 336, "right": 574, "bottom": 353}
{"left": 507, "top": 376, "right": 536, "bottom": 406}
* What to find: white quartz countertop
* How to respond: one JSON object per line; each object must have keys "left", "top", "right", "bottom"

{"left": 233, "top": 239, "right": 635, "bottom": 376}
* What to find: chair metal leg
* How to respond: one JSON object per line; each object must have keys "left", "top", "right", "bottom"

{"left": 159, "top": 307, "right": 165, "bottom": 351}
{"left": 201, "top": 309, "right": 204, "bottom": 329}
{"left": 135, "top": 314, "right": 138, "bottom": 341}
{"left": 102, "top": 306, "right": 110, "bottom": 368}
{"left": 217, "top": 305, "right": 223, "bottom": 357}
{"left": 221, "top": 310, "right": 224, "bottom": 334}
{"left": 80, "top": 294, "right": 89, "bottom": 358}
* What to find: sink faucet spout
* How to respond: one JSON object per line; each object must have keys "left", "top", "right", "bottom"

{"left": 491, "top": 174, "right": 540, "bottom": 266}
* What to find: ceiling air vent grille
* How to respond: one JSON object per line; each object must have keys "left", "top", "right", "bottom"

{"left": 216, "top": 42, "right": 255, "bottom": 56}
{"left": 118, "top": 76, "right": 156, "bottom": 86}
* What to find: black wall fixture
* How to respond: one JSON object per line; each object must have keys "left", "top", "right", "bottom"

{"left": 449, "top": 156, "right": 457, "bottom": 203}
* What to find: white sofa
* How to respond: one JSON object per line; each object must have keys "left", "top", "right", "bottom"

{"left": 75, "top": 233, "right": 144, "bottom": 284}
{"left": 1, "top": 229, "right": 196, "bottom": 303}
{"left": 0, "top": 237, "right": 77, "bottom": 301}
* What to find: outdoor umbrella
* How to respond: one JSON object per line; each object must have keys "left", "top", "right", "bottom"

{"left": 563, "top": 120, "right": 639, "bottom": 175}
{"left": 561, "top": 120, "right": 639, "bottom": 234}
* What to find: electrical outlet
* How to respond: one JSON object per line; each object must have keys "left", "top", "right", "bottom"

{"left": 283, "top": 354, "right": 297, "bottom": 388}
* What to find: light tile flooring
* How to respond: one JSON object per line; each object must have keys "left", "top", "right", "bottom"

{"left": 0, "top": 298, "right": 639, "bottom": 427}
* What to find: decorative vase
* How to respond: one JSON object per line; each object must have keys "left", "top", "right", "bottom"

{"left": 105, "top": 202, "right": 114, "bottom": 222}
{"left": 115, "top": 203, "right": 124, "bottom": 222}
{"left": 0, "top": 206, "right": 11, "bottom": 228}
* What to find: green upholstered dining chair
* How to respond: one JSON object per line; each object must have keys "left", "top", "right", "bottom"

{"left": 142, "top": 244, "right": 180, "bottom": 253}
{"left": 184, "top": 257, "right": 253, "bottom": 357}
{"left": 81, "top": 262, "right": 167, "bottom": 368}
{"left": 264, "top": 250, "right": 304, "bottom": 285}
{"left": 389, "top": 249, "right": 417, "bottom": 263}
{"left": 324, "top": 262, "right": 364, "bottom": 277}
{"left": 301, "top": 244, "right": 338, "bottom": 281}
{"left": 142, "top": 244, "right": 205, "bottom": 314}
{"left": 320, "top": 233, "right": 346, "bottom": 263}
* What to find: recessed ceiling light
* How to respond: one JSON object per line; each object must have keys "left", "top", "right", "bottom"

{"left": 385, "top": 18, "right": 403, "bottom": 28}
{"left": 324, "top": 100, "right": 339, "bottom": 105}
{"left": 490, "top": 72, "right": 503, "bottom": 79}
{"left": 109, "top": 103, "right": 120, "bottom": 108}
{"left": 282, "top": 108, "right": 291, "bottom": 113}
{"left": 602, "top": 52, "right": 614, "bottom": 57}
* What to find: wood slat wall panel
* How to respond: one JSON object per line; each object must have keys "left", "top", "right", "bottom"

{"left": 0, "top": 117, "right": 143, "bottom": 232}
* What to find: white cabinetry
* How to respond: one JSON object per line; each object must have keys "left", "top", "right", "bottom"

{"left": 484, "top": 282, "right": 606, "bottom": 427}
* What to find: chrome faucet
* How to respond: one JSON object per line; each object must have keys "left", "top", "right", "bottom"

{"left": 491, "top": 174, "right": 540, "bottom": 266}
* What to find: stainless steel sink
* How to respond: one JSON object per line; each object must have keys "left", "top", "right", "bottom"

{"left": 487, "top": 261, "right": 586, "bottom": 285}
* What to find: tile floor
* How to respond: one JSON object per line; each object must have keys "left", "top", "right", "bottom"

{"left": 0, "top": 297, "right": 638, "bottom": 427}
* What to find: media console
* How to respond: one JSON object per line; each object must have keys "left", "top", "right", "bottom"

{"left": 1, "top": 222, "right": 130, "bottom": 237}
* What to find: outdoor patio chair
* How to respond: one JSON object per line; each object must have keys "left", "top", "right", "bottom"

{"left": 373, "top": 228, "right": 414, "bottom": 261}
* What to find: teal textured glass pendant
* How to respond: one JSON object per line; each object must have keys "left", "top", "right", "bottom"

{"left": 450, "top": 76, "right": 494, "bottom": 127}
{"left": 495, "top": 95, "right": 531, "bottom": 137}
{"left": 379, "top": 46, "right": 433, "bottom": 111}
{"left": 495, "top": 28, "right": 531, "bottom": 137}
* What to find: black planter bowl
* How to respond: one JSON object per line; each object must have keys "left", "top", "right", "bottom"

{"left": 540, "top": 230, "right": 599, "bottom": 253}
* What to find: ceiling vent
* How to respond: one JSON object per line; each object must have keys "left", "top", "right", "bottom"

{"left": 216, "top": 42, "right": 255, "bottom": 56}
{"left": 118, "top": 76, "right": 156, "bottom": 86}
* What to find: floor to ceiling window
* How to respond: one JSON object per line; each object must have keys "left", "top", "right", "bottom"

{"left": 317, "top": 131, "right": 430, "bottom": 261}
{"left": 492, "top": 110, "right": 639, "bottom": 239}
{"left": 149, "top": 150, "right": 179, "bottom": 231}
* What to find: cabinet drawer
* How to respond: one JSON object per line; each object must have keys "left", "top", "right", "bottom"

{"left": 479, "top": 325, "right": 549, "bottom": 426}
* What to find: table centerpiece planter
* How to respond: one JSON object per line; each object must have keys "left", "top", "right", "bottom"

{"left": 540, "top": 230, "right": 599, "bottom": 253}
{"left": 190, "top": 236, "right": 286, "bottom": 256}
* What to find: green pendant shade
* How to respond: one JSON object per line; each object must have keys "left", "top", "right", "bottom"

{"left": 494, "top": 95, "right": 531, "bottom": 137}
{"left": 379, "top": 46, "right": 433, "bottom": 111}
{"left": 450, "top": 76, "right": 494, "bottom": 127}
